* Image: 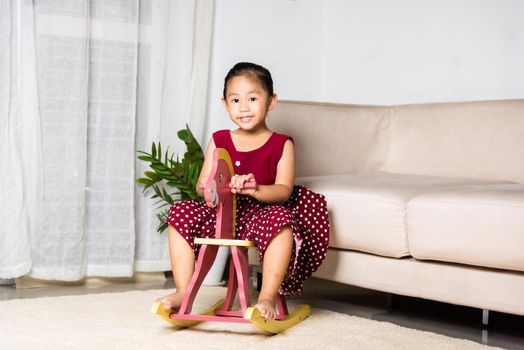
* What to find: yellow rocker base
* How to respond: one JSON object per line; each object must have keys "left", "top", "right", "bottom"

{"left": 244, "top": 304, "right": 311, "bottom": 334}
{"left": 151, "top": 300, "right": 311, "bottom": 334}
{"left": 151, "top": 299, "right": 225, "bottom": 328}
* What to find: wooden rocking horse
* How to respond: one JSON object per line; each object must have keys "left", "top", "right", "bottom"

{"left": 151, "top": 148, "right": 310, "bottom": 333}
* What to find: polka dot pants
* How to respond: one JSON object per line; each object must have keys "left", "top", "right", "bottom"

{"left": 166, "top": 186, "right": 330, "bottom": 296}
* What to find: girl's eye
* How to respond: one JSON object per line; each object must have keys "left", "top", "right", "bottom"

{"left": 231, "top": 98, "right": 239, "bottom": 103}
{"left": 249, "top": 97, "right": 257, "bottom": 102}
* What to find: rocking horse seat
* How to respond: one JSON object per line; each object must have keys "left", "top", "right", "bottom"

{"left": 194, "top": 238, "right": 255, "bottom": 247}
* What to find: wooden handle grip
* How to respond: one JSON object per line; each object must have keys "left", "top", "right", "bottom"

{"left": 228, "top": 181, "right": 257, "bottom": 189}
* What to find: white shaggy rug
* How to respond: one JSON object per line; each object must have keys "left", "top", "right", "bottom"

{"left": 0, "top": 287, "right": 500, "bottom": 350}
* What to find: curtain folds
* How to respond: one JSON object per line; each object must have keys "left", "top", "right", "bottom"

{"left": 134, "top": 0, "right": 215, "bottom": 272}
{"left": 0, "top": 0, "right": 32, "bottom": 279}
{"left": 0, "top": 0, "right": 215, "bottom": 281}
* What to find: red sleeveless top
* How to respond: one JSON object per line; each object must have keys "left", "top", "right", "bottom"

{"left": 212, "top": 129, "right": 293, "bottom": 185}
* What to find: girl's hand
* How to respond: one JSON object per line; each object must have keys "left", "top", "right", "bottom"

{"left": 230, "top": 173, "right": 258, "bottom": 198}
{"left": 196, "top": 181, "right": 206, "bottom": 196}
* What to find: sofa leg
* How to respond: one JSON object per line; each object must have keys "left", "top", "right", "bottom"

{"left": 386, "top": 293, "right": 393, "bottom": 309}
{"left": 482, "top": 309, "right": 489, "bottom": 326}
{"left": 482, "top": 330, "right": 488, "bottom": 344}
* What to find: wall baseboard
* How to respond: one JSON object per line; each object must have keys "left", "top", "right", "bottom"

{"left": 15, "top": 272, "right": 166, "bottom": 289}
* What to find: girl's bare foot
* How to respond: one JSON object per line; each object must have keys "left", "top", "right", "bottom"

{"left": 155, "top": 291, "right": 185, "bottom": 311}
{"left": 254, "top": 299, "right": 276, "bottom": 320}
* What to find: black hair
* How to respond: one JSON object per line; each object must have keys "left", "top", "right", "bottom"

{"left": 223, "top": 62, "right": 274, "bottom": 99}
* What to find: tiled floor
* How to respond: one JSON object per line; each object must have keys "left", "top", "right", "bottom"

{"left": 1, "top": 277, "right": 523, "bottom": 349}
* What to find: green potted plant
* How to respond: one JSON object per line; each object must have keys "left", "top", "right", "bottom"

{"left": 136, "top": 125, "right": 228, "bottom": 285}
{"left": 136, "top": 124, "right": 204, "bottom": 233}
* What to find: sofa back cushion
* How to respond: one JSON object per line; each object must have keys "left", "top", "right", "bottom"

{"left": 385, "top": 100, "right": 524, "bottom": 184}
{"left": 270, "top": 99, "right": 524, "bottom": 183}
{"left": 268, "top": 101, "right": 390, "bottom": 176}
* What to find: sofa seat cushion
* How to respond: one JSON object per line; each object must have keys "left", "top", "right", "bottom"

{"left": 407, "top": 184, "right": 524, "bottom": 272}
{"left": 296, "top": 173, "right": 510, "bottom": 258}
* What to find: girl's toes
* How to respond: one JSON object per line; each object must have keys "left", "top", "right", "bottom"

{"left": 254, "top": 300, "right": 275, "bottom": 320}
{"left": 162, "top": 300, "right": 173, "bottom": 310}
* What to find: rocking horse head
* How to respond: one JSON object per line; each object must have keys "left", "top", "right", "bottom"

{"left": 204, "top": 149, "right": 235, "bottom": 209}
{"left": 204, "top": 148, "right": 236, "bottom": 239}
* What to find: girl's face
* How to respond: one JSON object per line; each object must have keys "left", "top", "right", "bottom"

{"left": 222, "top": 75, "right": 277, "bottom": 132}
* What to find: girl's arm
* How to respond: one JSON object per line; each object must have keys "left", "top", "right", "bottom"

{"left": 232, "top": 140, "right": 295, "bottom": 204}
{"left": 196, "top": 138, "right": 216, "bottom": 196}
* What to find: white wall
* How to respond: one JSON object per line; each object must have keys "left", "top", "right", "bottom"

{"left": 205, "top": 0, "right": 324, "bottom": 138}
{"left": 205, "top": 0, "right": 524, "bottom": 138}
{"left": 321, "top": 0, "right": 524, "bottom": 104}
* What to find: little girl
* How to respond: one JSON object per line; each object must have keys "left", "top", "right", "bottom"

{"left": 157, "top": 62, "right": 329, "bottom": 320}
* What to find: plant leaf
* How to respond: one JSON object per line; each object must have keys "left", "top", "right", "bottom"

{"left": 151, "top": 142, "right": 157, "bottom": 159}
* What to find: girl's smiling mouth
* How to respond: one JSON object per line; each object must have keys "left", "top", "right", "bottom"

{"left": 238, "top": 116, "right": 254, "bottom": 122}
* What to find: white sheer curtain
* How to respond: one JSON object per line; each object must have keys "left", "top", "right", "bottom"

{"left": 0, "top": 0, "right": 214, "bottom": 281}
{"left": 0, "top": 0, "right": 33, "bottom": 279}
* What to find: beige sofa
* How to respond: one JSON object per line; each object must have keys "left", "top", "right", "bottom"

{"left": 268, "top": 99, "right": 524, "bottom": 319}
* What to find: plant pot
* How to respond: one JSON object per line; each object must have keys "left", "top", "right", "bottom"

{"left": 0, "top": 278, "right": 15, "bottom": 286}
{"left": 202, "top": 246, "right": 229, "bottom": 286}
